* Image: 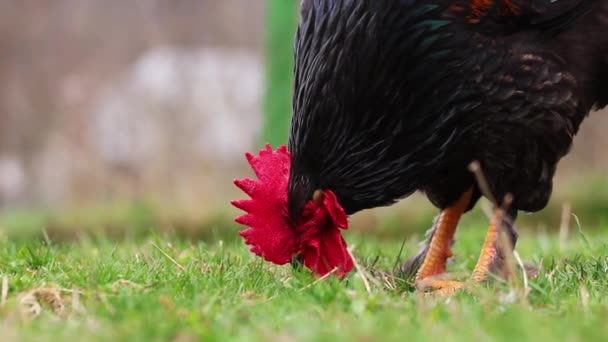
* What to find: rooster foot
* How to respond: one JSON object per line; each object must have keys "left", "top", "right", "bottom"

{"left": 416, "top": 278, "right": 465, "bottom": 296}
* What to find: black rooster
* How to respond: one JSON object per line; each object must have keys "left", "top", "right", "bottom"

{"left": 233, "top": 0, "right": 608, "bottom": 290}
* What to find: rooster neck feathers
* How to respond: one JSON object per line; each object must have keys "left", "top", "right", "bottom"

{"left": 455, "top": 0, "right": 595, "bottom": 35}
{"left": 288, "top": 0, "right": 466, "bottom": 217}
{"left": 468, "top": 0, "right": 521, "bottom": 24}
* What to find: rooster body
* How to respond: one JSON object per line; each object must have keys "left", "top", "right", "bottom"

{"left": 234, "top": 0, "right": 608, "bottom": 280}
{"left": 290, "top": 0, "right": 607, "bottom": 217}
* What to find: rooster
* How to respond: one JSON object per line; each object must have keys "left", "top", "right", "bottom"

{"left": 232, "top": 0, "right": 608, "bottom": 291}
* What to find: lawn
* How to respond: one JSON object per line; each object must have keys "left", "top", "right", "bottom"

{"left": 1, "top": 213, "right": 608, "bottom": 342}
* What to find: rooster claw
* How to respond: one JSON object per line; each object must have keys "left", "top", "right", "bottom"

{"left": 416, "top": 279, "right": 465, "bottom": 296}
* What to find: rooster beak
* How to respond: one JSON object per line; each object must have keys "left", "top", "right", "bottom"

{"left": 312, "top": 189, "right": 325, "bottom": 206}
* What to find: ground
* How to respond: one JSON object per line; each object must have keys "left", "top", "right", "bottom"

{"left": 1, "top": 212, "right": 608, "bottom": 342}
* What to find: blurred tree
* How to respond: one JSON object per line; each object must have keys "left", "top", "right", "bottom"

{"left": 263, "top": 0, "right": 298, "bottom": 146}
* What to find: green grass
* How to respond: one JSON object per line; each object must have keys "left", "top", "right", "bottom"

{"left": 263, "top": 0, "right": 297, "bottom": 146}
{"left": 1, "top": 222, "right": 608, "bottom": 342}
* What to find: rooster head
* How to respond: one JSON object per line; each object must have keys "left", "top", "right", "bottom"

{"left": 231, "top": 144, "right": 353, "bottom": 277}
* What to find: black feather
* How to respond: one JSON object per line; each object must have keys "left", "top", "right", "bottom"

{"left": 288, "top": 0, "right": 608, "bottom": 219}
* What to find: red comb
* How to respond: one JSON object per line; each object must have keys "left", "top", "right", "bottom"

{"left": 233, "top": 144, "right": 354, "bottom": 277}
{"left": 231, "top": 144, "right": 297, "bottom": 265}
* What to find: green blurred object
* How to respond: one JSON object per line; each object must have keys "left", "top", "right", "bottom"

{"left": 263, "top": 0, "right": 298, "bottom": 146}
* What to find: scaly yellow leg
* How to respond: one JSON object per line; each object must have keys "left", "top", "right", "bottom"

{"left": 472, "top": 223, "right": 499, "bottom": 281}
{"left": 415, "top": 189, "right": 473, "bottom": 292}
{"left": 472, "top": 209, "right": 511, "bottom": 282}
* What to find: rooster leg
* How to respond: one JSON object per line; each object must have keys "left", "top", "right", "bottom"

{"left": 471, "top": 208, "right": 518, "bottom": 282}
{"left": 413, "top": 189, "right": 473, "bottom": 292}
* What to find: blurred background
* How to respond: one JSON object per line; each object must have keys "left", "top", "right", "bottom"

{"left": 0, "top": 0, "right": 606, "bottom": 240}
